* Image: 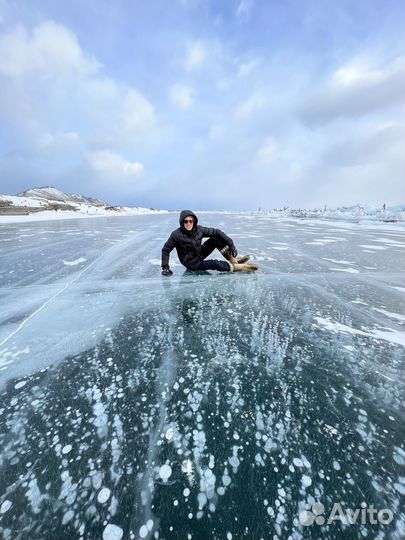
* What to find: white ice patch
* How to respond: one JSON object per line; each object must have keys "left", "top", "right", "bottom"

{"left": 62, "top": 257, "right": 87, "bottom": 266}
{"left": 323, "top": 258, "right": 354, "bottom": 265}
{"left": 62, "top": 444, "right": 72, "bottom": 454}
{"left": 372, "top": 308, "right": 405, "bottom": 323}
{"left": 307, "top": 237, "right": 345, "bottom": 245}
{"left": 149, "top": 258, "right": 182, "bottom": 267}
{"left": 329, "top": 267, "right": 359, "bottom": 273}
{"left": 14, "top": 380, "right": 27, "bottom": 389}
{"left": 372, "top": 328, "right": 405, "bottom": 346}
{"left": 0, "top": 347, "right": 30, "bottom": 370}
{"left": 314, "top": 317, "right": 405, "bottom": 346}
{"left": 359, "top": 245, "right": 387, "bottom": 250}
{"left": 374, "top": 237, "right": 404, "bottom": 247}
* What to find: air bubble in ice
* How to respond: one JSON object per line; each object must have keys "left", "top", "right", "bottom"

{"left": 103, "top": 524, "right": 123, "bottom": 540}
{"left": 98, "top": 488, "right": 111, "bottom": 504}
{"left": 159, "top": 464, "right": 172, "bottom": 481}
{"left": 0, "top": 500, "right": 12, "bottom": 514}
{"left": 302, "top": 475, "right": 312, "bottom": 488}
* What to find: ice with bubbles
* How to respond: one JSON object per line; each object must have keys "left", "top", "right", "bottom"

{"left": 0, "top": 212, "right": 404, "bottom": 540}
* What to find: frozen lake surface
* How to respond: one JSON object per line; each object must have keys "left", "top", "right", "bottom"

{"left": 0, "top": 213, "right": 404, "bottom": 540}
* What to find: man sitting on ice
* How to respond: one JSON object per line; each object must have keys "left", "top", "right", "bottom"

{"left": 161, "top": 210, "right": 256, "bottom": 275}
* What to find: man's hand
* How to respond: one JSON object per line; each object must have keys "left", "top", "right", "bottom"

{"left": 161, "top": 268, "right": 173, "bottom": 276}
{"left": 229, "top": 244, "right": 238, "bottom": 257}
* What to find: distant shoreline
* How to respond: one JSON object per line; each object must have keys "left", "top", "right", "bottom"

{"left": 1, "top": 209, "right": 403, "bottom": 226}
{"left": 0, "top": 208, "right": 170, "bottom": 224}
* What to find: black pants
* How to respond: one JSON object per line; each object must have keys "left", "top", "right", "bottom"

{"left": 188, "top": 236, "right": 230, "bottom": 272}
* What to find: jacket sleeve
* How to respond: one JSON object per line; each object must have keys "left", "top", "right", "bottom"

{"left": 161, "top": 233, "right": 177, "bottom": 269}
{"left": 200, "top": 227, "right": 233, "bottom": 246}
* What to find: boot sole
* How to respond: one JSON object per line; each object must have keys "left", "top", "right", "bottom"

{"left": 232, "top": 263, "right": 258, "bottom": 272}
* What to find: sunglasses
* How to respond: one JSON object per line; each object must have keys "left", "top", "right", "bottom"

{"left": 184, "top": 219, "right": 194, "bottom": 223}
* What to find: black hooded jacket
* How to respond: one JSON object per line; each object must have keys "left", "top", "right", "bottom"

{"left": 161, "top": 210, "right": 234, "bottom": 269}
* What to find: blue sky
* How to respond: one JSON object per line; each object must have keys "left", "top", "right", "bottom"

{"left": 0, "top": 0, "right": 403, "bottom": 210}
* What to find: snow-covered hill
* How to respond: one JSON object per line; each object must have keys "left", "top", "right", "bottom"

{"left": 18, "top": 187, "right": 106, "bottom": 206}
{"left": 0, "top": 186, "right": 167, "bottom": 223}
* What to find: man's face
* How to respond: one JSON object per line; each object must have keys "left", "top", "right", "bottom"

{"left": 183, "top": 216, "right": 194, "bottom": 231}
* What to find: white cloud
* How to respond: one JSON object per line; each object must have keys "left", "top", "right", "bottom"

{"left": 301, "top": 56, "right": 403, "bottom": 124}
{"left": 169, "top": 83, "right": 194, "bottom": 109}
{"left": 80, "top": 79, "right": 157, "bottom": 146}
{"left": 236, "top": 0, "right": 254, "bottom": 20}
{"left": 209, "top": 124, "right": 225, "bottom": 140}
{"left": 0, "top": 20, "right": 99, "bottom": 80}
{"left": 322, "top": 122, "right": 403, "bottom": 167}
{"left": 314, "top": 160, "right": 404, "bottom": 208}
{"left": 178, "top": 0, "right": 203, "bottom": 7}
{"left": 87, "top": 150, "right": 144, "bottom": 179}
{"left": 238, "top": 57, "right": 261, "bottom": 77}
{"left": 37, "top": 131, "right": 80, "bottom": 149}
{"left": 0, "top": 20, "right": 158, "bottom": 151}
{"left": 331, "top": 59, "right": 399, "bottom": 87}
{"left": 235, "top": 92, "right": 265, "bottom": 119}
{"left": 256, "top": 136, "right": 278, "bottom": 162}
{"left": 185, "top": 40, "right": 207, "bottom": 70}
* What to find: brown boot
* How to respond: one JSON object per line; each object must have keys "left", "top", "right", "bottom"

{"left": 236, "top": 255, "right": 251, "bottom": 264}
{"left": 230, "top": 263, "right": 258, "bottom": 272}
{"left": 221, "top": 246, "right": 250, "bottom": 265}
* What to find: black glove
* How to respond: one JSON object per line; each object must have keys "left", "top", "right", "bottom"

{"left": 161, "top": 268, "right": 173, "bottom": 276}
{"left": 229, "top": 244, "right": 238, "bottom": 257}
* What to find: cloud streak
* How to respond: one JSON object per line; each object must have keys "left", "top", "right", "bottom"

{"left": 301, "top": 57, "right": 403, "bottom": 125}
